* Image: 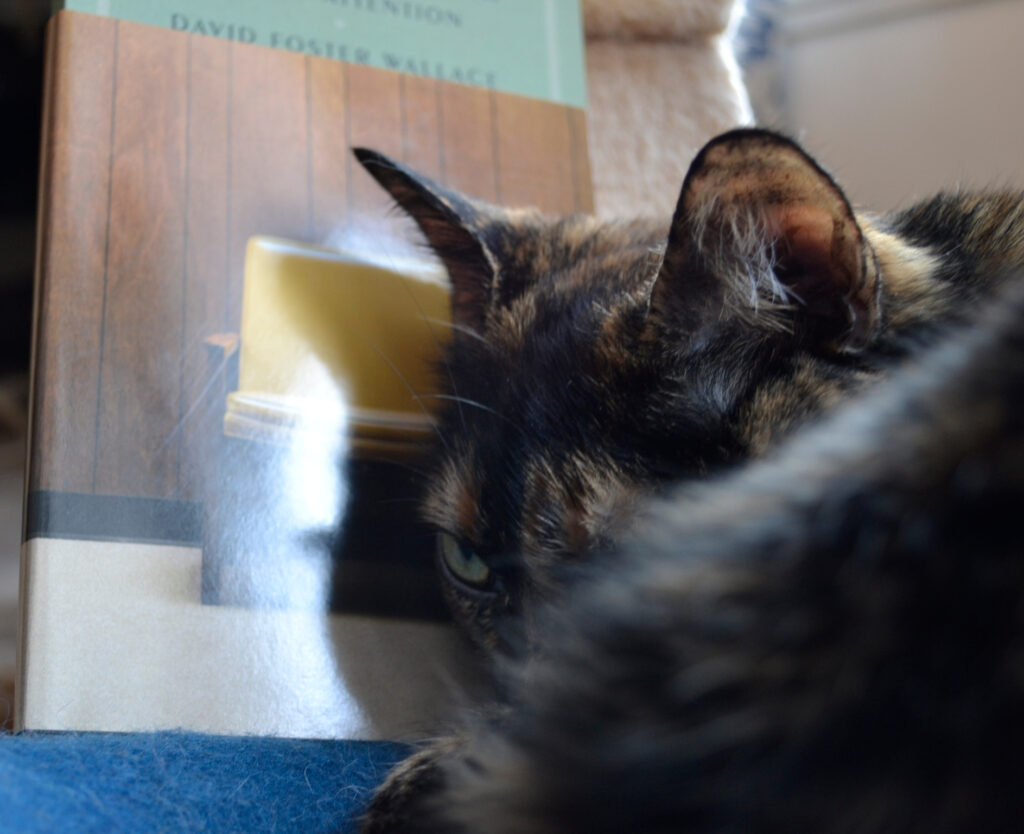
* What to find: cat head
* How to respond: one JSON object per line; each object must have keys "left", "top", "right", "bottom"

{"left": 355, "top": 129, "right": 885, "bottom": 652}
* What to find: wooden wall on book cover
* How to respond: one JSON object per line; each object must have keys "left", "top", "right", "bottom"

{"left": 30, "top": 11, "right": 592, "bottom": 506}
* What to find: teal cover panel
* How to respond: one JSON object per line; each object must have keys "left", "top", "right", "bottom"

{"left": 57, "top": 0, "right": 587, "bottom": 107}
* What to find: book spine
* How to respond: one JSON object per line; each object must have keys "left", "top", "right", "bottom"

{"left": 17, "top": 10, "right": 65, "bottom": 732}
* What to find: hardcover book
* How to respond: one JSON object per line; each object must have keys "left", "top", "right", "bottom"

{"left": 19, "top": 8, "right": 591, "bottom": 740}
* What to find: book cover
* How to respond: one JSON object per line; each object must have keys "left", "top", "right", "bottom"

{"left": 19, "top": 9, "right": 591, "bottom": 739}
{"left": 56, "top": 0, "right": 587, "bottom": 107}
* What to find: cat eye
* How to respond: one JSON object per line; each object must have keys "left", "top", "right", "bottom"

{"left": 437, "top": 532, "right": 493, "bottom": 589}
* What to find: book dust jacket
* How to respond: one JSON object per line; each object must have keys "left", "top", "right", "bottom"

{"left": 20, "top": 5, "right": 591, "bottom": 738}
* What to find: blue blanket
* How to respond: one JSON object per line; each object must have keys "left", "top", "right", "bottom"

{"left": 0, "top": 731, "right": 406, "bottom": 833}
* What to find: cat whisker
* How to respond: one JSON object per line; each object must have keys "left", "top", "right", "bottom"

{"left": 421, "top": 393, "right": 528, "bottom": 438}
{"left": 341, "top": 326, "right": 453, "bottom": 455}
{"left": 156, "top": 345, "right": 235, "bottom": 454}
{"left": 392, "top": 275, "right": 470, "bottom": 435}
{"left": 423, "top": 317, "right": 492, "bottom": 346}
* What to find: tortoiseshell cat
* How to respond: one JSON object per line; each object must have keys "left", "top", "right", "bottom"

{"left": 353, "top": 130, "right": 1024, "bottom": 833}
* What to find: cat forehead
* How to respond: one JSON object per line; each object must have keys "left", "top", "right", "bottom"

{"left": 431, "top": 222, "right": 679, "bottom": 486}
{"left": 488, "top": 214, "right": 666, "bottom": 272}
{"left": 479, "top": 217, "right": 667, "bottom": 349}
{"left": 458, "top": 210, "right": 665, "bottom": 304}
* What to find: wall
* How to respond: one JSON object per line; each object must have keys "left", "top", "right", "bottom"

{"left": 778, "top": 0, "right": 1024, "bottom": 209}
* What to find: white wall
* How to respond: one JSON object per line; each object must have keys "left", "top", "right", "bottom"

{"left": 778, "top": 0, "right": 1024, "bottom": 209}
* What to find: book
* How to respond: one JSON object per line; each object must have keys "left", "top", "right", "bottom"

{"left": 56, "top": 0, "right": 587, "bottom": 107}
{"left": 19, "top": 8, "right": 591, "bottom": 739}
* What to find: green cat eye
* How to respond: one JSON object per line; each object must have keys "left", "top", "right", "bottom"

{"left": 437, "top": 532, "right": 492, "bottom": 589}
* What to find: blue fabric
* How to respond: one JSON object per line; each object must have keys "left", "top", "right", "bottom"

{"left": 0, "top": 731, "right": 406, "bottom": 833}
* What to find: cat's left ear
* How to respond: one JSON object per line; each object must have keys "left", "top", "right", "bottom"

{"left": 651, "top": 129, "right": 880, "bottom": 352}
{"left": 354, "top": 148, "right": 499, "bottom": 336}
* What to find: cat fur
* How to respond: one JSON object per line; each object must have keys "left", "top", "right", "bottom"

{"left": 353, "top": 129, "right": 1024, "bottom": 833}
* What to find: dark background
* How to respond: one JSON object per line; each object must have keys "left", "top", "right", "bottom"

{"left": 0, "top": 0, "right": 48, "bottom": 380}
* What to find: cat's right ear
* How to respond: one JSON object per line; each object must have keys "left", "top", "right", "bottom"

{"left": 354, "top": 148, "right": 498, "bottom": 336}
{"left": 649, "top": 129, "right": 880, "bottom": 353}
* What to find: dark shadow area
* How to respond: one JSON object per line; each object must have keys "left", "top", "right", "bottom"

{"left": 0, "top": 2, "right": 47, "bottom": 376}
{"left": 202, "top": 432, "right": 448, "bottom": 622}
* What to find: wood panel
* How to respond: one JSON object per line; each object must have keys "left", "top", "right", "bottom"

{"left": 31, "top": 11, "right": 593, "bottom": 512}
{"left": 345, "top": 63, "right": 404, "bottom": 226}
{"left": 399, "top": 74, "right": 443, "bottom": 181}
{"left": 308, "top": 57, "right": 349, "bottom": 243}
{"left": 226, "top": 41, "right": 310, "bottom": 332}
{"left": 567, "top": 107, "right": 595, "bottom": 214}
{"left": 178, "top": 34, "right": 231, "bottom": 502}
{"left": 30, "top": 13, "right": 116, "bottom": 494}
{"left": 93, "top": 22, "right": 188, "bottom": 498}
{"left": 494, "top": 94, "right": 577, "bottom": 213}
{"left": 437, "top": 83, "right": 500, "bottom": 202}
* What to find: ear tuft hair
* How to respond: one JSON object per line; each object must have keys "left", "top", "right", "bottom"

{"left": 650, "top": 129, "right": 881, "bottom": 353}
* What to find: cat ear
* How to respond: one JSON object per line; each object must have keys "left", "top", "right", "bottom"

{"left": 651, "top": 129, "right": 880, "bottom": 352}
{"left": 354, "top": 148, "right": 498, "bottom": 335}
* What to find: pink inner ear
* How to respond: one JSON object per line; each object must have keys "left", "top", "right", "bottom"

{"left": 768, "top": 204, "right": 843, "bottom": 276}
{"left": 758, "top": 198, "right": 880, "bottom": 350}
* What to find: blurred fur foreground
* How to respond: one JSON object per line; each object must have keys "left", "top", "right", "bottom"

{"left": 417, "top": 280, "right": 1024, "bottom": 833}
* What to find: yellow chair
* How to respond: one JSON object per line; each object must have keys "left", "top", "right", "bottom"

{"left": 227, "top": 236, "right": 450, "bottom": 458}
